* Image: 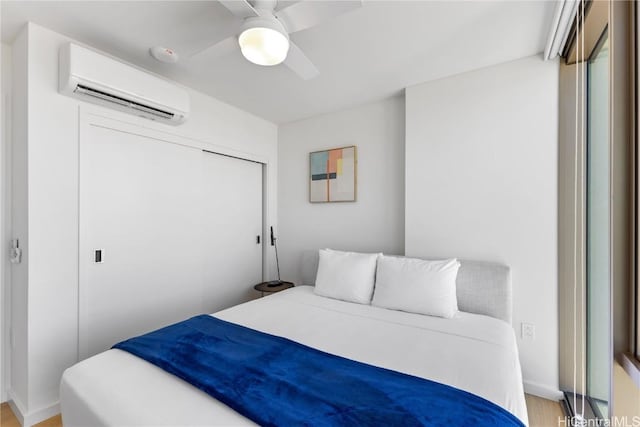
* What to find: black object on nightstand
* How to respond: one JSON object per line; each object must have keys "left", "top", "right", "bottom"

{"left": 266, "top": 226, "right": 287, "bottom": 289}
{"left": 254, "top": 281, "right": 294, "bottom": 297}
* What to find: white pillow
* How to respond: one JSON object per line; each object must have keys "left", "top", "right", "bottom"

{"left": 371, "top": 256, "right": 460, "bottom": 318}
{"left": 314, "top": 249, "right": 380, "bottom": 304}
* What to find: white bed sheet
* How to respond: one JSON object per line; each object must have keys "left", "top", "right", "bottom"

{"left": 60, "top": 286, "right": 529, "bottom": 426}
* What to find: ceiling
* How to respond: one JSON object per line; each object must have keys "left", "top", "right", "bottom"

{"left": 1, "top": 1, "right": 556, "bottom": 124}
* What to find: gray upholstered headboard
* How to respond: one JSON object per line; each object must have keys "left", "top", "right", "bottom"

{"left": 299, "top": 251, "right": 512, "bottom": 324}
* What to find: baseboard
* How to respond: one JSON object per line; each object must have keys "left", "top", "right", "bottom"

{"left": 7, "top": 389, "right": 26, "bottom": 425}
{"left": 524, "top": 380, "right": 564, "bottom": 401}
{"left": 6, "top": 389, "right": 60, "bottom": 427}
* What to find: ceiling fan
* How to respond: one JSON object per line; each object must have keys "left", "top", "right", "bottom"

{"left": 183, "top": 0, "right": 363, "bottom": 80}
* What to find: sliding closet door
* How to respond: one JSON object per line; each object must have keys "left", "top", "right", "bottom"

{"left": 201, "top": 152, "right": 263, "bottom": 312}
{"left": 79, "top": 118, "right": 265, "bottom": 360}
{"left": 79, "top": 123, "right": 204, "bottom": 359}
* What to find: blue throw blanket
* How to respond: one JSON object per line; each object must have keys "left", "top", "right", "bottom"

{"left": 114, "top": 315, "right": 524, "bottom": 427}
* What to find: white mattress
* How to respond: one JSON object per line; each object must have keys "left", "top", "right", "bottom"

{"left": 60, "top": 286, "right": 529, "bottom": 426}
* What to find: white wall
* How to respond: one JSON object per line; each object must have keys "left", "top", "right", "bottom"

{"left": 278, "top": 96, "right": 405, "bottom": 285}
{"left": 1, "top": 42, "right": 12, "bottom": 404}
{"left": 9, "top": 29, "right": 28, "bottom": 420}
{"left": 405, "top": 55, "right": 559, "bottom": 398}
{"left": 10, "top": 22, "right": 278, "bottom": 425}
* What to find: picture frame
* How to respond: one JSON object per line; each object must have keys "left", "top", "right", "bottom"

{"left": 309, "top": 145, "right": 357, "bottom": 203}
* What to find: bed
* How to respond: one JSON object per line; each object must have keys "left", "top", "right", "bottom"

{"left": 60, "top": 259, "right": 528, "bottom": 426}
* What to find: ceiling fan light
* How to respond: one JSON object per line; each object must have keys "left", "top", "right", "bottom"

{"left": 239, "top": 27, "right": 289, "bottom": 66}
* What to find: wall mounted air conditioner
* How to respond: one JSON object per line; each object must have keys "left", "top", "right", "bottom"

{"left": 59, "top": 43, "right": 190, "bottom": 125}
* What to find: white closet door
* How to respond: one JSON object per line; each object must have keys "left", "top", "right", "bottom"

{"left": 201, "top": 151, "right": 263, "bottom": 313}
{"left": 79, "top": 123, "right": 205, "bottom": 359}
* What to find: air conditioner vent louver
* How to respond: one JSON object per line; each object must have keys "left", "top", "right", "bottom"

{"left": 59, "top": 43, "right": 190, "bottom": 125}
{"left": 74, "top": 85, "right": 175, "bottom": 120}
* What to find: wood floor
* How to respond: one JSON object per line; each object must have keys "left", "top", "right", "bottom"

{"left": 525, "top": 394, "right": 566, "bottom": 426}
{"left": 1, "top": 403, "right": 62, "bottom": 427}
{"left": 2, "top": 395, "right": 563, "bottom": 426}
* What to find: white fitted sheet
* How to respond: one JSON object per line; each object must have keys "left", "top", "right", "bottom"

{"left": 60, "top": 286, "right": 528, "bottom": 426}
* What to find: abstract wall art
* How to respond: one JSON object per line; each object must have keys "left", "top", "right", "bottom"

{"left": 309, "top": 146, "right": 357, "bottom": 203}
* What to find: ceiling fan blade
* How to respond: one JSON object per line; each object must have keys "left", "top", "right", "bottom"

{"left": 171, "top": 16, "right": 240, "bottom": 58}
{"left": 188, "top": 36, "right": 238, "bottom": 60}
{"left": 276, "top": 0, "right": 362, "bottom": 34}
{"left": 283, "top": 41, "right": 319, "bottom": 80}
{"left": 219, "top": 0, "right": 259, "bottom": 18}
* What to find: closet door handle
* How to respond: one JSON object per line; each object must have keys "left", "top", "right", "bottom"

{"left": 256, "top": 235, "right": 261, "bottom": 244}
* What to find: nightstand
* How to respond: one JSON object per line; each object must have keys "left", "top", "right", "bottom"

{"left": 254, "top": 281, "right": 294, "bottom": 297}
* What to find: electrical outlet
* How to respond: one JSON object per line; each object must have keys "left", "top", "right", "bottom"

{"left": 521, "top": 322, "right": 535, "bottom": 341}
